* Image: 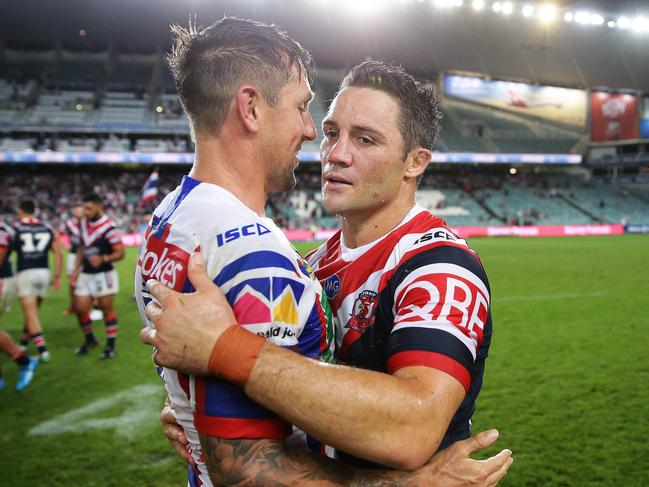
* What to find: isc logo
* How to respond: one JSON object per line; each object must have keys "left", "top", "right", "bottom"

{"left": 413, "top": 229, "right": 457, "bottom": 246}
{"left": 216, "top": 223, "right": 271, "bottom": 247}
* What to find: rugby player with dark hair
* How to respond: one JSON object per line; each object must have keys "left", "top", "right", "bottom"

{"left": 14, "top": 199, "right": 61, "bottom": 363}
{"left": 61, "top": 204, "right": 84, "bottom": 316}
{"left": 0, "top": 221, "right": 38, "bottom": 391}
{"left": 70, "top": 192, "right": 124, "bottom": 359}
{"left": 138, "top": 16, "right": 510, "bottom": 487}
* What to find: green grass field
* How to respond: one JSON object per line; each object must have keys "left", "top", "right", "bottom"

{"left": 1, "top": 235, "right": 647, "bottom": 486}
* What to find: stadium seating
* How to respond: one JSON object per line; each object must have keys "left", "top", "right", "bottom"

{"left": 561, "top": 179, "right": 649, "bottom": 225}
{"left": 0, "top": 137, "right": 35, "bottom": 151}
{"left": 0, "top": 49, "right": 646, "bottom": 233}
{"left": 1, "top": 65, "right": 585, "bottom": 156}
{"left": 440, "top": 97, "right": 581, "bottom": 154}
{"left": 56, "top": 137, "right": 98, "bottom": 152}
{"left": 100, "top": 136, "right": 131, "bottom": 152}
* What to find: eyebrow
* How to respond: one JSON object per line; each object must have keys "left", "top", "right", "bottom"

{"left": 323, "top": 120, "right": 386, "bottom": 139}
{"left": 351, "top": 124, "right": 385, "bottom": 139}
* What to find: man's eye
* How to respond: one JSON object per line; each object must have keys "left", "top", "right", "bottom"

{"left": 359, "top": 136, "right": 374, "bottom": 145}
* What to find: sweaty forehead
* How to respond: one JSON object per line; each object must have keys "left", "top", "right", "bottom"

{"left": 324, "top": 87, "right": 400, "bottom": 130}
{"left": 283, "top": 70, "right": 314, "bottom": 100}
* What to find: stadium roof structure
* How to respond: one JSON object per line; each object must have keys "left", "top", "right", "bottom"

{"left": 1, "top": 0, "right": 649, "bottom": 92}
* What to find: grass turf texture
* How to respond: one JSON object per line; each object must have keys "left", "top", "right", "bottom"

{"left": 0, "top": 235, "right": 647, "bottom": 486}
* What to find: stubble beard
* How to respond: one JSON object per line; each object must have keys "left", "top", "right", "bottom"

{"left": 268, "top": 161, "right": 297, "bottom": 194}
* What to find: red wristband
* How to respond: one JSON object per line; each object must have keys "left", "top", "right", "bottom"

{"left": 207, "top": 325, "right": 266, "bottom": 387}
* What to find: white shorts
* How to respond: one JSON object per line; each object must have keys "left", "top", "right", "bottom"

{"left": 75, "top": 270, "right": 119, "bottom": 298}
{"left": 17, "top": 268, "right": 51, "bottom": 299}
{"left": 67, "top": 253, "right": 77, "bottom": 276}
{"left": 0, "top": 276, "right": 17, "bottom": 316}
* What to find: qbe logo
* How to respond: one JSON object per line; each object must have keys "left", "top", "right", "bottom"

{"left": 324, "top": 274, "right": 341, "bottom": 299}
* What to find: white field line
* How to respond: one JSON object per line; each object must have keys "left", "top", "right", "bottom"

{"left": 27, "top": 383, "right": 163, "bottom": 439}
{"left": 497, "top": 291, "right": 608, "bottom": 302}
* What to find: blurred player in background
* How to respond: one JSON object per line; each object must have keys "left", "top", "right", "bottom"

{"left": 0, "top": 220, "right": 16, "bottom": 322}
{"left": 0, "top": 331, "right": 38, "bottom": 391}
{"left": 138, "top": 17, "right": 510, "bottom": 487}
{"left": 70, "top": 193, "right": 124, "bottom": 359}
{"left": 61, "top": 204, "right": 83, "bottom": 316}
{"left": 14, "top": 199, "right": 62, "bottom": 363}
{"left": 0, "top": 221, "right": 38, "bottom": 391}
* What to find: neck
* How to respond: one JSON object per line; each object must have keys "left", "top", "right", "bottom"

{"left": 190, "top": 132, "right": 267, "bottom": 215}
{"left": 340, "top": 194, "right": 416, "bottom": 248}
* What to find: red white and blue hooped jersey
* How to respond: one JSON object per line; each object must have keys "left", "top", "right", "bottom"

{"left": 307, "top": 204, "right": 493, "bottom": 466}
{"left": 134, "top": 175, "right": 332, "bottom": 487}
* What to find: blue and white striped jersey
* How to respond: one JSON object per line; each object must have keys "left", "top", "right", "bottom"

{"left": 134, "top": 175, "right": 332, "bottom": 487}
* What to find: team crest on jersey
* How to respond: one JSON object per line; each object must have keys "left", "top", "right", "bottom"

{"left": 346, "top": 290, "right": 378, "bottom": 333}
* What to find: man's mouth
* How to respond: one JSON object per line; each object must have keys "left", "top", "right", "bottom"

{"left": 324, "top": 174, "right": 352, "bottom": 186}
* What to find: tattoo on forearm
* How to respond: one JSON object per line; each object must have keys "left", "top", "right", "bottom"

{"left": 198, "top": 434, "right": 414, "bottom": 487}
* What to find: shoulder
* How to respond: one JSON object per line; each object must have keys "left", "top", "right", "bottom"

{"left": 306, "top": 231, "right": 342, "bottom": 267}
{"left": 390, "top": 222, "right": 489, "bottom": 294}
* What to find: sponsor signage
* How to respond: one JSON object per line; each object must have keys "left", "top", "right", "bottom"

{"left": 444, "top": 75, "right": 587, "bottom": 127}
{"left": 591, "top": 92, "right": 639, "bottom": 142}
{"left": 451, "top": 224, "right": 625, "bottom": 238}
{"left": 0, "top": 150, "right": 581, "bottom": 165}
{"left": 641, "top": 96, "right": 649, "bottom": 138}
{"left": 625, "top": 224, "right": 649, "bottom": 234}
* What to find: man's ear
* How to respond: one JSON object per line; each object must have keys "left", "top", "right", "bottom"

{"left": 234, "top": 85, "right": 263, "bottom": 133}
{"left": 405, "top": 148, "right": 432, "bottom": 179}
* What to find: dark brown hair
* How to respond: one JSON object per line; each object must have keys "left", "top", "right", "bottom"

{"left": 168, "top": 16, "right": 313, "bottom": 138}
{"left": 340, "top": 61, "right": 443, "bottom": 158}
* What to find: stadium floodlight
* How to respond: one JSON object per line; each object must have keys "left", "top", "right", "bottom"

{"left": 574, "top": 11, "right": 591, "bottom": 25}
{"left": 522, "top": 4, "right": 534, "bottom": 18}
{"left": 617, "top": 16, "right": 631, "bottom": 29}
{"left": 538, "top": 4, "right": 557, "bottom": 23}
{"left": 632, "top": 16, "right": 649, "bottom": 33}
{"left": 434, "top": 0, "right": 460, "bottom": 8}
{"left": 492, "top": 1, "right": 502, "bottom": 12}
{"left": 590, "top": 14, "right": 605, "bottom": 26}
{"left": 607, "top": 20, "right": 616, "bottom": 28}
{"left": 344, "top": 0, "right": 389, "bottom": 15}
{"left": 472, "top": 0, "right": 484, "bottom": 11}
{"left": 509, "top": 167, "right": 517, "bottom": 175}
{"left": 564, "top": 12, "right": 574, "bottom": 22}
{"left": 502, "top": 1, "right": 513, "bottom": 14}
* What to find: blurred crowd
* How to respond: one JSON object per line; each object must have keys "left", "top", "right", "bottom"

{"left": 0, "top": 166, "right": 645, "bottom": 234}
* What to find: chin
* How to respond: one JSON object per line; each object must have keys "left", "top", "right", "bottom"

{"left": 281, "top": 174, "right": 297, "bottom": 192}
{"left": 322, "top": 197, "right": 348, "bottom": 216}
